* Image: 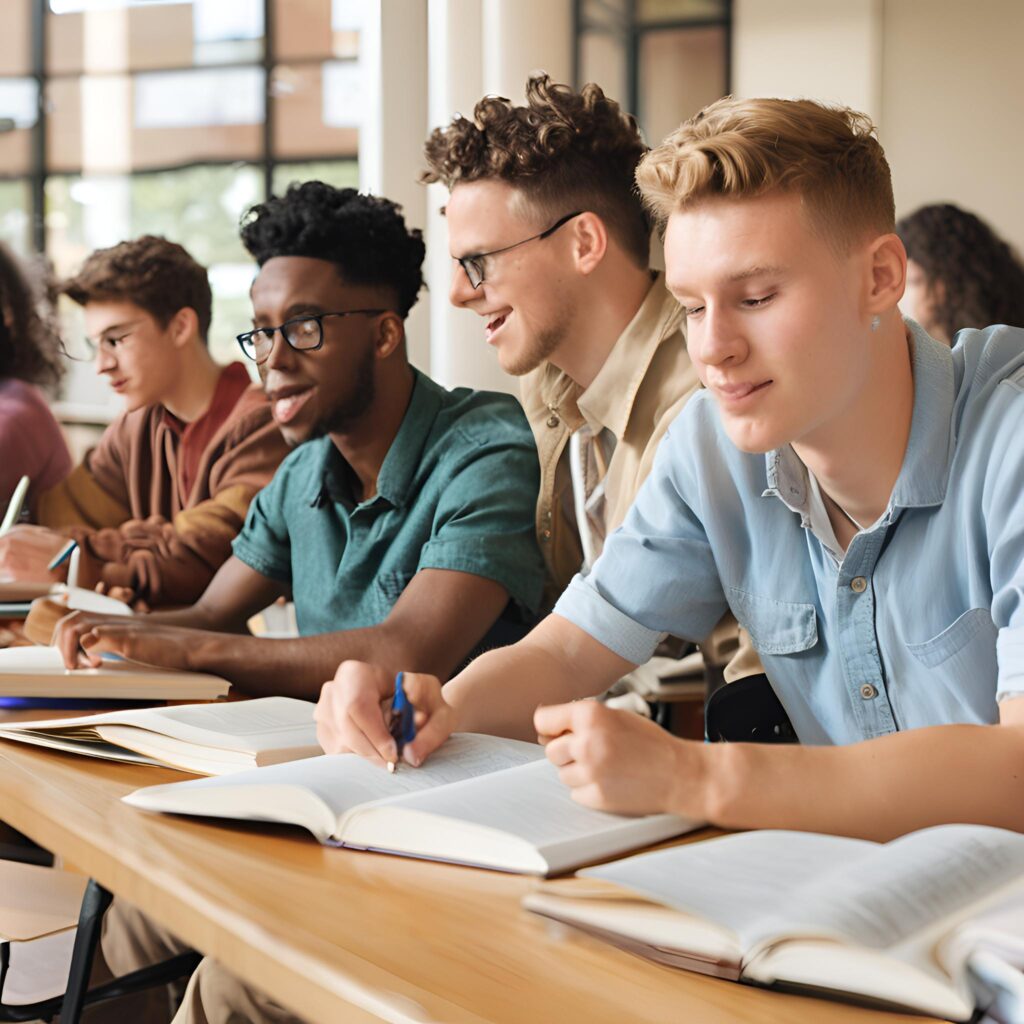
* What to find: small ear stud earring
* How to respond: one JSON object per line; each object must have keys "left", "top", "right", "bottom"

{"left": 870, "top": 315, "right": 881, "bottom": 332}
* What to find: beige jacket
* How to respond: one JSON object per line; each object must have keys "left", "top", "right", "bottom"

{"left": 521, "top": 274, "right": 759, "bottom": 683}
{"left": 521, "top": 276, "right": 698, "bottom": 602}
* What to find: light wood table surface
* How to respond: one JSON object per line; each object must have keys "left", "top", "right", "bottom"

{"left": 0, "top": 712, "right": 939, "bottom": 1024}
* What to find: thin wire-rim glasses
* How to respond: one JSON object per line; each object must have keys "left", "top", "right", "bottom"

{"left": 456, "top": 211, "right": 584, "bottom": 288}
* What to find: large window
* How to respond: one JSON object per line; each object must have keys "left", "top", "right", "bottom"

{"left": 0, "top": 0, "right": 361, "bottom": 381}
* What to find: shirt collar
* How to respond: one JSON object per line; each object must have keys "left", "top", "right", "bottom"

{"left": 307, "top": 368, "right": 444, "bottom": 509}
{"left": 533, "top": 274, "right": 685, "bottom": 438}
{"left": 763, "top": 321, "right": 956, "bottom": 514}
{"left": 577, "top": 275, "right": 686, "bottom": 440}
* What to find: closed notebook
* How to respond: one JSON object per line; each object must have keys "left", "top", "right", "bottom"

{"left": 524, "top": 824, "right": 1024, "bottom": 1022}
{"left": 0, "top": 645, "right": 229, "bottom": 700}
{"left": 0, "top": 696, "right": 320, "bottom": 774}
{"left": 124, "top": 733, "right": 699, "bottom": 875}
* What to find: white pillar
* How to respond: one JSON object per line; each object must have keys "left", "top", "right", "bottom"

{"left": 423, "top": 0, "right": 573, "bottom": 394}
{"left": 359, "top": 0, "right": 431, "bottom": 372}
{"left": 425, "top": 0, "right": 489, "bottom": 390}
{"left": 482, "top": 0, "right": 573, "bottom": 100}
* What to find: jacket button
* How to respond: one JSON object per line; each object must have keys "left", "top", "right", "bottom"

{"left": 850, "top": 576, "right": 867, "bottom": 593}
{"left": 541, "top": 529, "right": 552, "bottom": 541}
{"left": 547, "top": 415, "right": 559, "bottom": 428}
{"left": 860, "top": 683, "right": 877, "bottom": 699}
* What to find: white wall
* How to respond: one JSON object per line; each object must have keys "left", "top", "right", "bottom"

{"left": 731, "top": 0, "right": 1024, "bottom": 255}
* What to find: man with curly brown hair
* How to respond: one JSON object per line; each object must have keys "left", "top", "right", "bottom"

{"left": 0, "top": 235, "right": 290, "bottom": 607}
{"left": 423, "top": 74, "right": 699, "bottom": 600}
{"left": 423, "top": 73, "right": 759, "bottom": 697}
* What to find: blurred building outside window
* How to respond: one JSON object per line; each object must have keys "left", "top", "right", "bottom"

{"left": 0, "top": 0, "right": 361, "bottom": 416}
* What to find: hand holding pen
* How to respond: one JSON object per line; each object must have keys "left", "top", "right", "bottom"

{"left": 314, "top": 661, "right": 459, "bottom": 768}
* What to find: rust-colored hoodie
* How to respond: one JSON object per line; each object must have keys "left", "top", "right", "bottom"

{"left": 36, "top": 363, "right": 289, "bottom": 606}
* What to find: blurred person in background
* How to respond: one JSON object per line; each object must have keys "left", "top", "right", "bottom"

{"left": 0, "top": 242, "right": 71, "bottom": 511}
{"left": 897, "top": 202, "right": 1024, "bottom": 344}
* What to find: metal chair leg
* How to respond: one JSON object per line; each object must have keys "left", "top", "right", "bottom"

{"left": 58, "top": 879, "right": 112, "bottom": 1024}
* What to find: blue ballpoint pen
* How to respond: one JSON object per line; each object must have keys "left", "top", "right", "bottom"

{"left": 387, "top": 672, "right": 416, "bottom": 773}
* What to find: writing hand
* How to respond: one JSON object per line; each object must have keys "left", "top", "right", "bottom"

{"left": 316, "top": 660, "right": 458, "bottom": 768}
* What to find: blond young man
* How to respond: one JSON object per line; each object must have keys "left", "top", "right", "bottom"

{"left": 318, "top": 97, "right": 1024, "bottom": 842}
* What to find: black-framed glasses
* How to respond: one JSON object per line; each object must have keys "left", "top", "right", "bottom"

{"left": 236, "top": 309, "right": 386, "bottom": 364}
{"left": 455, "top": 211, "right": 584, "bottom": 289}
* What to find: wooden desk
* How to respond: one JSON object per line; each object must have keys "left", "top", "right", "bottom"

{"left": 0, "top": 734, "right": 938, "bottom": 1024}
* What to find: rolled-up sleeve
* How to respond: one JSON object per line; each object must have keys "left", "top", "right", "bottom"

{"left": 553, "top": 402, "right": 731, "bottom": 660}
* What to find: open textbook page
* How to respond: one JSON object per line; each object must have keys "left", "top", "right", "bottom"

{"left": 125, "top": 733, "right": 698, "bottom": 875}
{"left": 0, "top": 645, "right": 229, "bottom": 700}
{"left": 526, "top": 824, "right": 1024, "bottom": 1020}
{"left": 0, "top": 696, "right": 319, "bottom": 774}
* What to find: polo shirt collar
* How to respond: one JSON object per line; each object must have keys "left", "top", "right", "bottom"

{"left": 307, "top": 369, "right": 444, "bottom": 509}
{"left": 763, "top": 320, "right": 956, "bottom": 514}
{"left": 577, "top": 274, "right": 685, "bottom": 440}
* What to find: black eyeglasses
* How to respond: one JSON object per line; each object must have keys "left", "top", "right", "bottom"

{"left": 236, "top": 309, "right": 386, "bottom": 364}
{"left": 455, "top": 211, "right": 584, "bottom": 289}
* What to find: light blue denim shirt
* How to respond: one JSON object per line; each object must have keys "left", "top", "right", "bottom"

{"left": 554, "top": 323, "right": 1024, "bottom": 745}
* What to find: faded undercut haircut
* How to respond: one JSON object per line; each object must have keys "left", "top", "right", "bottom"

{"left": 636, "top": 97, "right": 895, "bottom": 252}
{"left": 240, "top": 182, "right": 425, "bottom": 319}
{"left": 422, "top": 74, "right": 651, "bottom": 267}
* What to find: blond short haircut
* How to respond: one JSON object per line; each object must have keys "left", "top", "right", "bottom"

{"left": 636, "top": 97, "right": 895, "bottom": 251}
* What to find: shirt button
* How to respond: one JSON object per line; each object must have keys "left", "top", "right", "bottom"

{"left": 547, "top": 415, "right": 560, "bottom": 428}
{"left": 860, "top": 683, "right": 877, "bottom": 699}
{"left": 850, "top": 576, "right": 867, "bottom": 593}
{"left": 541, "top": 529, "right": 551, "bottom": 541}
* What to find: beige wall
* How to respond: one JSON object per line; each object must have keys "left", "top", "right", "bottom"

{"left": 732, "top": 0, "right": 1024, "bottom": 254}
{"left": 881, "top": 0, "right": 1024, "bottom": 255}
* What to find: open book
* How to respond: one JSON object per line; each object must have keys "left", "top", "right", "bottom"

{"left": 124, "top": 734, "right": 699, "bottom": 875}
{"left": 524, "top": 824, "right": 1024, "bottom": 1021}
{"left": 0, "top": 696, "right": 320, "bottom": 774}
{"left": 0, "top": 645, "right": 229, "bottom": 700}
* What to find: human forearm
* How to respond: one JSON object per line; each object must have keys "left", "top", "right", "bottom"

{"left": 701, "top": 723, "right": 1024, "bottom": 840}
{"left": 157, "top": 622, "right": 461, "bottom": 699}
{"left": 446, "top": 615, "right": 635, "bottom": 741}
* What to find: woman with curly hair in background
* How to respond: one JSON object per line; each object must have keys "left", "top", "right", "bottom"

{"left": 0, "top": 242, "right": 71, "bottom": 509}
{"left": 897, "top": 202, "right": 1024, "bottom": 344}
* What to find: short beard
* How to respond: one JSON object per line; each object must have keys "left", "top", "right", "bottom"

{"left": 311, "top": 343, "right": 377, "bottom": 437}
{"left": 502, "top": 300, "right": 576, "bottom": 377}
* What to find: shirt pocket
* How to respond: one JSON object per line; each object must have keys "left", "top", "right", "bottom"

{"left": 726, "top": 587, "right": 818, "bottom": 655}
{"left": 905, "top": 608, "right": 997, "bottom": 669}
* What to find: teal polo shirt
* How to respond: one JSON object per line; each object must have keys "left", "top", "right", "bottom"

{"left": 232, "top": 370, "right": 545, "bottom": 635}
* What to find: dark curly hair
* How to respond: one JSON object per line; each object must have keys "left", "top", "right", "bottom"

{"left": 239, "top": 182, "right": 425, "bottom": 319}
{"left": 896, "top": 203, "right": 1024, "bottom": 340}
{"left": 422, "top": 74, "right": 651, "bottom": 267}
{"left": 62, "top": 235, "right": 212, "bottom": 342}
{"left": 0, "top": 243, "right": 64, "bottom": 393}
